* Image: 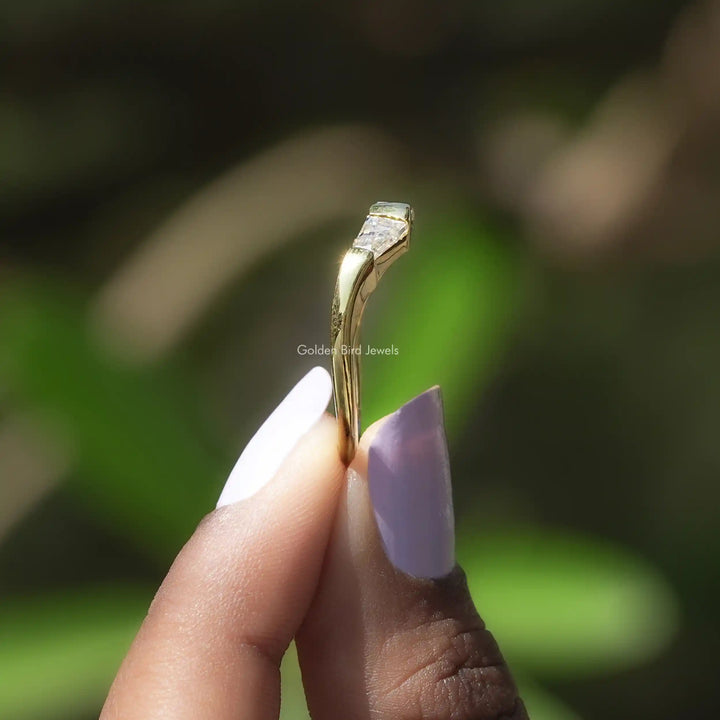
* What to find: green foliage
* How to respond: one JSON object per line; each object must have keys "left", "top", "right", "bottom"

{"left": 0, "top": 281, "right": 225, "bottom": 561}
{"left": 363, "top": 212, "right": 519, "bottom": 433}
{"left": 279, "top": 643, "right": 309, "bottom": 720}
{"left": 459, "top": 526, "right": 678, "bottom": 677}
{"left": 0, "top": 587, "right": 150, "bottom": 720}
{"left": 516, "top": 676, "right": 583, "bottom": 720}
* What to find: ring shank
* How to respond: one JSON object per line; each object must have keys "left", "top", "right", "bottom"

{"left": 330, "top": 248, "right": 374, "bottom": 464}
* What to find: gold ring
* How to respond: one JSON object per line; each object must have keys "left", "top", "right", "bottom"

{"left": 330, "top": 202, "right": 413, "bottom": 464}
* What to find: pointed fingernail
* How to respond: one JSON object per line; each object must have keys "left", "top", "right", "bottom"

{"left": 216, "top": 366, "right": 332, "bottom": 507}
{"left": 367, "top": 386, "right": 455, "bottom": 578}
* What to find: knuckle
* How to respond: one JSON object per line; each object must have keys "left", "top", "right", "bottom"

{"left": 377, "top": 619, "right": 526, "bottom": 720}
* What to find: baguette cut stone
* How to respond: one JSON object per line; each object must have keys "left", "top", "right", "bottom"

{"left": 353, "top": 215, "right": 407, "bottom": 258}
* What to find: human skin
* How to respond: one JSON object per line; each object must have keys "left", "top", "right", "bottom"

{"left": 101, "top": 405, "right": 527, "bottom": 720}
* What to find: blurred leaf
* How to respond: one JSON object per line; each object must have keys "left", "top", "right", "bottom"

{"left": 0, "top": 86, "right": 172, "bottom": 207}
{"left": 363, "top": 211, "right": 520, "bottom": 435}
{"left": 0, "top": 280, "right": 226, "bottom": 561}
{"left": 517, "top": 675, "right": 582, "bottom": 720}
{"left": 0, "top": 586, "right": 149, "bottom": 720}
{"left": 459, "top": 526, "right": 678, "bottom": 678}
{"left": 279, "top": 642, "right": 310, "bottom": 720}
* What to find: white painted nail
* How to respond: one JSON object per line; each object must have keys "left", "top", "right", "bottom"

{"left": 216, "top": 366, "right": 332, "bottom": 507}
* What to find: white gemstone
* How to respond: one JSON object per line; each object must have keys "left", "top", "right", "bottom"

{"left": 353, "top": 215, "right": 407, "bottom": 257}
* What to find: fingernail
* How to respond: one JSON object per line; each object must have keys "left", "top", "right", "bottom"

{"left": 217, "top": 366, "right": 332, "bottom": 507}
{"left": 367, "top": 386, "right": 455, "bottom": 578}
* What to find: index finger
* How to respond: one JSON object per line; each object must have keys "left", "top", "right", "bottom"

{"left": 101, "top": 368, "right": 343, "bottom": 720}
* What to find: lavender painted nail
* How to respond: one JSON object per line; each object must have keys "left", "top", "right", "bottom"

{"left": 367, "top": 386, "right": 455, "bottom": 578}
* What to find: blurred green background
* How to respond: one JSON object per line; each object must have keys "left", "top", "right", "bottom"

{"left": 1, "top": 0, "right": 719, "bottom": 718}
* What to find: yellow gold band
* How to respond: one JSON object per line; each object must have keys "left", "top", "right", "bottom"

{"left": 330, "top": 202, "right": 413, "bottom": 464}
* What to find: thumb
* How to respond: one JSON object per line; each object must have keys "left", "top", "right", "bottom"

{"left": 297, "top": 387, "right": 528, "bottom": 720}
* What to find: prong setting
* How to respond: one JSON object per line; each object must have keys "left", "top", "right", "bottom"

{"left": 352, "top": 201, "right": 412, "bottom": 275}
{"left": 353, "top": 215, "right": 408, "bottom": 258}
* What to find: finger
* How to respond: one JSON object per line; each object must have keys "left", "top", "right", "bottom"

{"left": 101, "top": 367, "right": 343, "bottom": 720}
{"left": 297, "top": 387, "right": 528, "bottom": 720}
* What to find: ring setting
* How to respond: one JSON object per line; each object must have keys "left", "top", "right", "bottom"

{"left": 330, "top": 202, "right": 413, "bottom": 464}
